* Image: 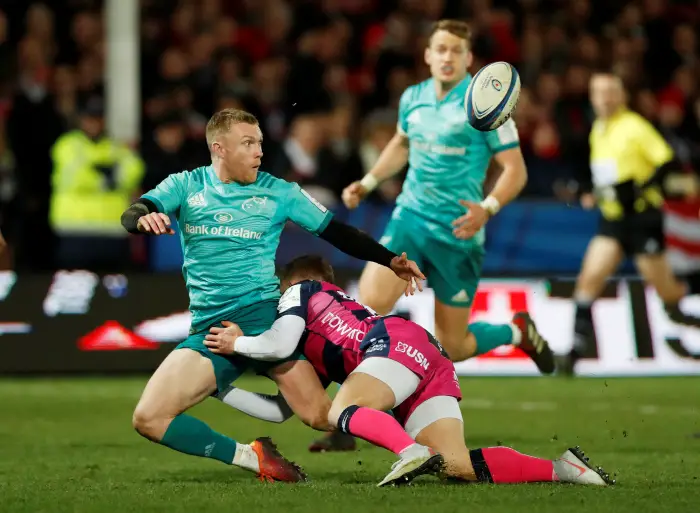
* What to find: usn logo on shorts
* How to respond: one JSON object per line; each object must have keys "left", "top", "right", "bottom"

{"left": 396, "top": 341, "right": 429, "bottom": 370}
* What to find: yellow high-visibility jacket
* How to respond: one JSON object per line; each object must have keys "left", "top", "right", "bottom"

{"left": 50, "top": 130, "right": 144, "bottom": 235}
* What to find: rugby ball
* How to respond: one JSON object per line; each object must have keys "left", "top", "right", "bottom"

{"left": 465, "top": 62, "right": 521, "bottom": 132}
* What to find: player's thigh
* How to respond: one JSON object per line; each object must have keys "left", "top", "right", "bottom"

{"left": 358, "top": 262, "right": 408, "bottom": 315}
{"left": 328, "top": 357, "right": 420, "bottom": 425}
{"left": 133, "top": 348, "right": 218, "bottom": 439}
{"left": 576, "top": 235, "right": 624, "bottom": 294}
{"left": 360, "top": 215, "right": 426, "bottom": 314}
{"left": 635, "top": 253, "right": 686, "bottom": 301}
{"left": 410, "top": 397, "right": 475, "bottom": 480}
{"left": 268, "top": 359, "right": 332, "bottom": 431}
{"left": 425, "top": 243, "right": 480, "bottom": 361}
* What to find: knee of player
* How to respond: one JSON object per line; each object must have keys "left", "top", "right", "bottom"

{"left": 298, "top": 397, "right": 333, "bottom": 431}
{"left": 132, "top": 405, "right": 166, "bottom": 441}
{"left": 327, "top": 396, "right": 369, "bottom": 429}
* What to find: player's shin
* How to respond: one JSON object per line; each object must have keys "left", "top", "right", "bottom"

{"left": 160, "top": 414, "right": 256, "bottom": 469}
{"left": 336, "top": 405, "right": 419, "bottom": 456}
{"left": 573, "top": 296, "right": 595, "bottom": 356}
{"left": 470, "top": 447, "right": 556, "bottom": 483}
{"left": 468, "top": 322, "right": 519, "bottom": 357}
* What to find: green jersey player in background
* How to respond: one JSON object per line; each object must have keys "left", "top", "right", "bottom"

{"left": 120, "top": 109, "right": 424, "bottom": 480}
{"left": 310, "top": 20, "right": 554, "bottom": 452}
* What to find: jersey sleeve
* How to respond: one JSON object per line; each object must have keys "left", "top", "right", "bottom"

{"left": 141, "top": 171, "right": 187, "bottom": 215}
{"left": 285, "top": 183, "right": 333, "bottom": 235}
{"left": 484, "top": 118, "right": 521, "bottom": 154}
{"left": 396, "top": 87, "right": 413, "bottom": 136}
{"left": 633, "top": 117, "right": 674, "bottom": 168}
{"left": 277, "top": 281, "right": 322, "bottom": 320}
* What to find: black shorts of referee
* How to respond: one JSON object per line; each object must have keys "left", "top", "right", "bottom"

{"left": 597, "top": 208, "right": 665, "bottom": 256}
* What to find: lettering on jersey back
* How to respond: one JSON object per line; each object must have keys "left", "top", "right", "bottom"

{"left": 320, "top": 311, "right": 365, "bottom": 343}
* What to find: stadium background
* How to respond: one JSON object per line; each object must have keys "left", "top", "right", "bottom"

{"left": 1, "top": 0, "right": 700, "bottom": 376}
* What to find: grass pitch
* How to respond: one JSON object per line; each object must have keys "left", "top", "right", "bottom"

{"left": 1, "top": 376, "right": 698, "bottom": 513}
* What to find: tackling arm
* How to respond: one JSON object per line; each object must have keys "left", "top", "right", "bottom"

{"left": 234, "top": 315, "right": 306, "bottom": 361}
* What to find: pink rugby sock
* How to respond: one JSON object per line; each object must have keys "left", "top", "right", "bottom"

{"left": 341, "top": 406, "right": 416, "bottom": 455}
{"left": 478, "top": 447, "right": 557, "bottom": 483}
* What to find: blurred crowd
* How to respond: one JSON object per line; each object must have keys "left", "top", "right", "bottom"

{"left": 1, "top": 0, "right": 700, "bottom": 270}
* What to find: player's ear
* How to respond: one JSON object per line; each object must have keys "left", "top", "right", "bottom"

{"left": 211, "top": 141, "right": 222, "bottom": 159}
{"left": 465, "top": 49, "right": 474, "bottom": 70}
{"left": 424, "top": 47, "right": 431, "bottom": 67}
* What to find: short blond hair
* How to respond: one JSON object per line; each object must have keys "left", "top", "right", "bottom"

{"left": 205, "top": 108, "right": 259, "bottom": 149}
{"left": 429, "top": 19, "right": 472, "bottom": 47}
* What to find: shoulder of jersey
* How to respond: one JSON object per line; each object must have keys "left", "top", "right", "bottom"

{"left": 402, "top": 79, "right": 431, "bottom": 103}
{"left": 174, "top": 165, "right": 204, "bottom": 182}
{"left": 256, "top": 171, "right": 286, "bottom": 189}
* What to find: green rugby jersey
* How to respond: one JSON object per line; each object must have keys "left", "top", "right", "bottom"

{"left": 396, "top": 75, "right": 520, "bottom": 246}
{"left": 142, "top": 166, "right": 332, "bottom": 333}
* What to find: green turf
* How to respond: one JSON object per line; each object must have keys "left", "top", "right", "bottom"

{"left": 1, "top": 376, "right": 699, "bottom": 513}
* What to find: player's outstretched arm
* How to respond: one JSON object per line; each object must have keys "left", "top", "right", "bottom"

{"left": 342, "top": 132, "right": 409, "bottom": 209}
{"left": 319, "top": 220, "right": 425, "bottom": 294}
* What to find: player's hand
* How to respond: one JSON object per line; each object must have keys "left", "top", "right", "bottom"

{"left": 389, "top": 252, "right": 426, "bottom": 296}
{"left": 205, "top": 321, "right": 243, "bottom": 355}
{"left": 137, "top": 213, "right": 175, "bottom": 235}
{"left": 580, "top": 193, "right": 596, "bottom": 210}
{"left": 452, "top": 200, "right": 488, "bottom": 240}
{"left": 341, "top": 181, "right": 369, "bottom": 210}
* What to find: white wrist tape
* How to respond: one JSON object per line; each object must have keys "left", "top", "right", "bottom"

{"left": 360, "top": 173, "right": 379, "bottom": 192}
{"left": 480, "top": 195, "right": 501, "bottom": 216}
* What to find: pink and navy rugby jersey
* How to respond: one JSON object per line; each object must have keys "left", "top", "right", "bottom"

{"left": 276, "top": 280, "right": 379, "bottom": 385}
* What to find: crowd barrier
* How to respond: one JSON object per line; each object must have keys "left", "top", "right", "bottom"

{"left": 2, "top": 270, "right": 699, "bottom": 376}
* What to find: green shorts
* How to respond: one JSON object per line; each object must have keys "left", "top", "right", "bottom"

{"left": 380, "top": 209, "right": 484, "bottom": 308}
{"left": 175, "top": 299, "right": 305, "bottom": 392}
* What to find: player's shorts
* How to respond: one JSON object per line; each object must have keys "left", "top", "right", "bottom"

{"left": 175, "top": 299, "right": 305, "bottom": 392}
{"left": 380, "top": 207, "right": 484, "bottom": 307}
{"left": 358, "top": 316, "right": 462, "bottom": 431}
{"left": 598, "top": 209, "right": 665, "bottom": 256}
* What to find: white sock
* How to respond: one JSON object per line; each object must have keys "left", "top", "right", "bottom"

{"left": 399, "top": 443, "right": 429, "bottom": 459}
{"left": 232, "top": 443, "right": 260, "bottom": 473}
{"left": 509, "top": 323, "right": 522, "bottom": 345}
